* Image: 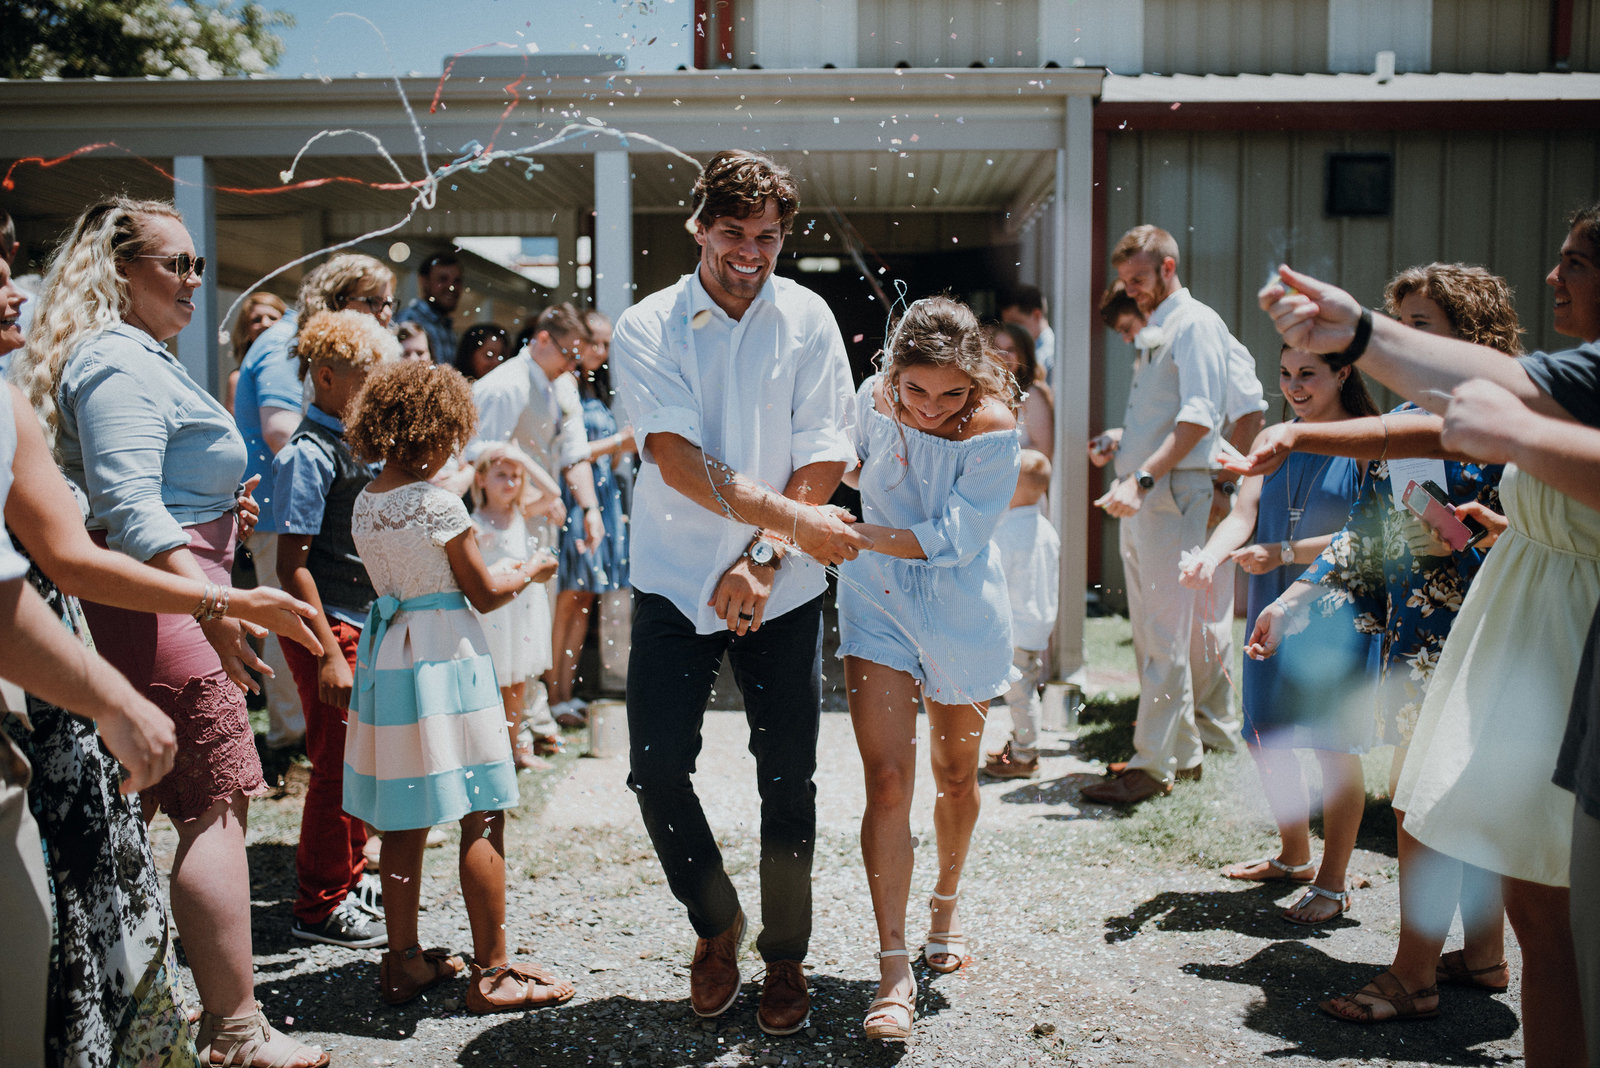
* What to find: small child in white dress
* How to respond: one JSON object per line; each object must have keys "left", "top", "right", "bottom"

{"left": 343, "top": 361, "right": 574, "bottom": 1014}
{"left": 470, "top": 442, "right": 560, "bottom": 770}
{"left": 982, "top": 449, "right": 1061, "bottom": 779}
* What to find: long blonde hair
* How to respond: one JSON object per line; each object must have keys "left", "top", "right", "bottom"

{"left": 9, "top": 196, "right": 184, "bottom": 448}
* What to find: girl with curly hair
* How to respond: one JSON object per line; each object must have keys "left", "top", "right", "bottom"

{"left": 343, "top": 360, "right": 574, "bottom": 1014}
{"left": 7, "top": 196, "right": 328, "bottom": 1067}
{"left": 836, "top": 295, "right": 1021, "bottom": 1041}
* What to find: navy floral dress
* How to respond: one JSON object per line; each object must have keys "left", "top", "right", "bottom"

{"left": 1300, "top": 404, "right": 1504, "bottom": 745}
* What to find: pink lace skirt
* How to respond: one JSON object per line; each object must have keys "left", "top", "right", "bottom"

{"left": 84, "top": 513, "right": 266, "bottom": 822}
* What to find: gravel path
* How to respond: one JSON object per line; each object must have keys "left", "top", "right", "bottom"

{"left": 156, "top": 684, "right": 1526, "bottom": 1067}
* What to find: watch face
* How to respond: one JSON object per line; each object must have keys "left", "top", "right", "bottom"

{"left": 750, "top": 541, "right": 775, "bottom": 565}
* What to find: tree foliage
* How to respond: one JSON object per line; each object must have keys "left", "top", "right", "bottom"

{"left": 1, "top": 0, "right": 294, "bottom": 79}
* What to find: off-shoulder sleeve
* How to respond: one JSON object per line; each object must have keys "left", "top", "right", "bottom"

{"left": 909, "top": 431, "right": 1023, "bottom": 568}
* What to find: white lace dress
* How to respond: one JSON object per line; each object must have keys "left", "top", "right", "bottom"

{"left": 343, "top": 481, "right": 518, "bottom": 831}
{"left": 472, "top": 509, "right": 552, "bottom": 685}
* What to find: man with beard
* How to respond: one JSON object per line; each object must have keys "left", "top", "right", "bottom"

{"left": 1084, "top": 225, "right": 1235, "bottom": 806}
{"left": 395, "top": 250, "right": 462, "bottom": 364}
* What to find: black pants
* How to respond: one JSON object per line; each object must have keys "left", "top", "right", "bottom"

{"left": 626, "top": 590, "right": 822, "bottom": 962}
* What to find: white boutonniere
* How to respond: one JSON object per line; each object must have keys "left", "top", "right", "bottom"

{"left": 1135, "top": 325, "right": 1166, "bottom": 352}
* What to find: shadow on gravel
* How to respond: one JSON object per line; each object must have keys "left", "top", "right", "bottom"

{"left": 452, "top": 977, "right": 939, "bottom": 1066}
{"left": 1185, "top": 940, "right": 1519, "bottom": 1063}
{"left": 1102, "top": 883, "right": 1358, "bottom": 944}
{"left": 993, "top": 773, "right": 1126, "bottom": 819}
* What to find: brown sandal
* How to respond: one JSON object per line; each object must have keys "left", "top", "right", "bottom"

{"left": 466, "top": 960, "right": 576, "bottom": 1014}
{"left": 1435, "top": 949, "right": 1510, "bottom": 992}
{"left": 1319, "top": 970, "right": 1440, "bottom": 1023}
{"left": 380, "top": 944, "right": 465, "bottom": 1006}
{"left": 196, "top": 1002, "right": 328, "bottom": 1067}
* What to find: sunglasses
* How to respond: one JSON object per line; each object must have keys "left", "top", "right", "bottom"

{"left": 135, "top": 252, "right": 206, "bottom": 280}
{"left": 337, "top": 294, "right": 397, "bottom": 314}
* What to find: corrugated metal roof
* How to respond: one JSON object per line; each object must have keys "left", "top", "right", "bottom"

{"left": 1103, "top": 70, "right": 1600, "bottom": 103}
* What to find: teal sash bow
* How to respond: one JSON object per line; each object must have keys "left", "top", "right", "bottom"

{"left": 356, "top": 591, "right": 469, "bottom": 691}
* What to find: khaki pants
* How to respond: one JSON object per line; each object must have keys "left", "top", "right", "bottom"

{"left": 0, "top": 729, "right": 48, "bottom": 1068}
{"left": 1121, "top": 470, "right": 1213, "bottom": 784}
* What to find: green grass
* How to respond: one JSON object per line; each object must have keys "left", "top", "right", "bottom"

{"left": 1076, "top": 614, "right": 1398, "bottom": 869}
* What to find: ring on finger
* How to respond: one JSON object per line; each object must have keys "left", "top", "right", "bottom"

{"left": 738, "top": 612, "right": 755, "bottom": 621}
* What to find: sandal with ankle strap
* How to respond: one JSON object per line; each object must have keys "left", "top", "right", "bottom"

{"left": 196, "top": 1002, "right": 329, "bottom": 1068}
{"left": 923, "top": 890, "right": 967, "bottom": 974}
{"left": 1221, "top": 856, "right": 1316, "bottom": 883}
{"left": 1435, "top": 949, "right": 1510, "bottom": 992}
{"left": 863, "top": 949, "right": 917, "bottom": 1042}
{"left": 1319, "top": 969, "right": 1440, "bottom": 1023}
{"left": 380, "top": 944, "right": 464, "bottom": 1006}
{"left": 1281, "top": 884, "right": 1350, "bottom": 926}
{"left": 466, "top": 959, "right": 577, "bottom": 1014}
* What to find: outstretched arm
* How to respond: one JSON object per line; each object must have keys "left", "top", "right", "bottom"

{"left": 0, "top": 577, "right": 176, "bottom": 793}
{"left": 1257, "top": 265, "right": 1562, "bottom": 417}
{"left": 1443, "top": 377, "right": 1600, "bottom": 511}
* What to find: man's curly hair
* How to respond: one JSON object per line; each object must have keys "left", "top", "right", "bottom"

{"left": 345, "top": 360, "right": 477, "bottom": 475}
{"left": 690, "top": 150, "right": 799, "bottom": 234}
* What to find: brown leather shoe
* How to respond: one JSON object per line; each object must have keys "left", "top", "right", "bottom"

{"left": 466, "top": 960, "right": 576, "bottom": 1014}
{"left": 1107, "top": 760, "right": 1201, "bottom": 782}
{"left": 1081, "top": 768, "right": 1171, "bottom": 805}
{"left": 690, "top": 910, "right": 746, "bottom": 1018}
{"left": 757, "top": 959, "right": 810, "bottom": 1036}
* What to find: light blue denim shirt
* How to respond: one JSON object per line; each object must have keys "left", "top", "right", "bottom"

{"left": 57, "top": 323, "right": 247, "bottom": 562}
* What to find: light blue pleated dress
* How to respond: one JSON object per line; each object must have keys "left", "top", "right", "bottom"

{"left": 837, "top": 376, "right": 1023, "bottom": 705}
{"left": 345, "top": 481, "right": 519, "bottom": 831}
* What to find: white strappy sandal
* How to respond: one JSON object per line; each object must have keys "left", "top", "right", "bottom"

{"left": 923, "top": 890, "right": 968, "bottom": 974}
{"left": 863, "top": 949, "right": 917, "bottom": 1042}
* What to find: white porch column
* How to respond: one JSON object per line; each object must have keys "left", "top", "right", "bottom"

{"left": 1050, "top": 94, "right": 1095, "bottom": 686}
{"left": 593, "top": 150, "right": 633, "bottom": 321}
{"left": 173, "top": 155, "right": 219, "bottom": 394}
{"left": 555, "top": 208, "right": 580, "bottom": 304}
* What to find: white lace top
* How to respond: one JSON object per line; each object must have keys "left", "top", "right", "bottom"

{"left": 351, "top": 481, "right": 471, "bottom": 601}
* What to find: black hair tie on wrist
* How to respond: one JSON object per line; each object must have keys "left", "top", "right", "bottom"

{"left": 1329, "top": 307, "right": 1372, "bottom": 369}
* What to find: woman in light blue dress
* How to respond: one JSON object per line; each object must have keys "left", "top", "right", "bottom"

{"left": 837, "top": 296, "right": 1021, "bottom": 1042}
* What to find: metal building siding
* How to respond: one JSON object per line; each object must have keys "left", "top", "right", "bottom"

{"left": 855, "top": 0, "right": 1039, "bottom": 68}
{"left": 1141, "top": 0, "right": 1330, "bottom": 74}
{"left": 1106, "top": 127, "right": 1597, "bottom": 378}
{"left": 1432, "top": 0, "right": 1552, "bottom": 72}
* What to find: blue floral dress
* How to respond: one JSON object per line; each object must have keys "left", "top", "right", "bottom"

{"left": 1300, "top": 404, "right": 1503, "bottom": 745}
{"left": 556, "top": 392, "right": 629, "bottom": 593}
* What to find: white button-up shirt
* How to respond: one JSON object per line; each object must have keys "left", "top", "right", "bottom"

{"left": 612, "top": 271, "right": 857, "bottom": 634}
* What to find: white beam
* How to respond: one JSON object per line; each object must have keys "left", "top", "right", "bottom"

{"left": 593, "top": 150, "right": 633, "bottom": 321}
{"left": 1049, "top": 93, "right": 1093, "bottom": 688}
{"left": 173, "top": 155, "right": 219, "bottom": 394}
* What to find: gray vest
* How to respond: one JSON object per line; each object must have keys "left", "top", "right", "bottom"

{"left": 288, "top": 418, "right": 377, "bottom": 618}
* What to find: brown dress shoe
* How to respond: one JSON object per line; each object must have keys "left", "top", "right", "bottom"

{"left": 983, "top": 742, "right": 1039, "bottom": 779}
{"left": 690, "top": 910, "right": 746, "bottom": 1017}
{"left": 757, "top": 960, "right": 810, "bottom": 1036}
{"left": 1080, "top": 768, "right": 1171, "bottom": 805}
{"left": 465, "top": 960, "right": 576, "bottom": 1014}
{"left": 1107, "top": 760, "right": 1201, "bottom": 781}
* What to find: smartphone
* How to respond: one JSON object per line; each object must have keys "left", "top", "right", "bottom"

{"left": 1402, "top": 479, "right": 1488, "bottom": 552}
